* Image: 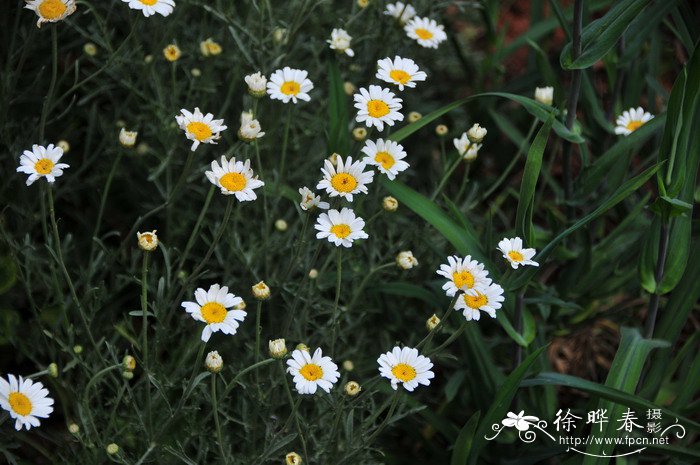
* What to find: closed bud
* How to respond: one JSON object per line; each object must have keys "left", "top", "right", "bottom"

{"left": 137, "top": 230, "right": 159, "bottom": 252}
{"left": 408, "top": 111, "right": 422, "bottom": 123}
{"left": 308, "top": 269, "right": 319, "bottom": 279}
{"left": 296, "top": 343, "right": 309, "bottom": 352}
{"left": 119, "top": 128, "right": 138, "bottom": 148}
{"left": 426, "top": 314, "right": 441, "bottom": 331}
{"left": 122, "top": 370, "right": 134, "bottom": 380}
{"left": 344, "top": 381, "right": 362, "bottom": 396}
{"left": 467, "top": 123, "right": 487, "bottom": 143}
{"left": 205, "top": 351, "right": 224, "bottom": 373}
{"left": 343, "top": 81, "right": 356, "bottom": 96}
{"left": 396, "top": 250, "right": 419, "bottom": 270}
{"left": 269, "top": 339, "right": 288, "bottom": 359}
{"left": 535, "top": 86, "right": 554, "bottom": 106}
{"left": 342, "top": 360, "right": 354, "bottom": 371}
{"left": 382, "top": 196, "right": 399, "bottom": 212}
{"left": 106, "top": 443, "right": 119, "bottom": 455}
{"left": 275, "top": 219, "right": 288, "bottom": 232}
{"left": 123, "top": 355, "right": 136, "bottom": 372}
{"left": 252, "top": 281, "right": 271, "bottom": 300}
{"left": 68, "top": 423, "right": 80, "bottom": 434}
{"left": 285, "top": 452, "right": 302, "bottom": 465}
{"left": 57, "top": 140, "right": 70, "bottom": 153}
{"left": 83, "top": 42, "right": 97, "bottom": 56}
{"left": 352, "top": 127, "right": 367, "bottom": 141}
{"left": 73, "top": 345, "right": 83, "bottom": 354}
{"left": 48, "top": 362, "right": 59, "bottom": 378}
{"left": 435, "top": 124, "right": 449, "bottom": 136}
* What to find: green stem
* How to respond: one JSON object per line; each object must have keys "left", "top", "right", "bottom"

{"left": 366, "top": 390, "right": 401, "bottom": 444}
{"left": 415, "top": 294, "right": 460, "bottom": 351}
{"left": 330, "top": 248, "right": 343, "bottom": 357}
{"left": 90, "top": 152, "right": 123, "bottom": 264}
{"left": 39, "top": 25, "right": 58, "bottom": 142}
{"left": 221, "top": 358, "right": 275, "bottom": 399}
{"left": 455, "top": 163, "right": 472, "bottom": 203}
{"left": 185, "top": 198, "right": 234, "bottom": 285}
{"left": 47, "top": 187, "right": 99, "bottom": 353}
{"left": 427, "top": 321, "right": 468, "bottom": 356}
{"left": 140, "top": 252, "right": 152, "bottom": 437}
{"left": 176, "top": 184, "right": 215, "bottom": 275}
{"left": 211, "top": 374, "right": 226, "bottom": 460}
{"left": 431, "top": 147, "right": 470, "bottom": 201}
{"left": 280, "top": 362, "right": 308, "bottom": 460}
{"left": 277, "top": 106, "right": 292, "bottom": 194}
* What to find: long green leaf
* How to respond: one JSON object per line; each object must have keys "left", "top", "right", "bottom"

{"left": 560, "top": 0, "right": 650, "bottom": 69}
{"left": 326, "top": 55, "right": 351, "bottom": 154}
{"left": 450, "top": 411, "right": 480, "bottom": 465}
{"left": 468, "top": 346, "right": 547, "bottom": 464}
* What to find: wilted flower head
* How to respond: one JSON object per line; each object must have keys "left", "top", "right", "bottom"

{"left": 106, "top": 443, "right": 119, "bottom": 455}
{"left": 352, "top": 127, "right": 367, "bottom": 141}
{"left": 408, "top": 111, "right": 422, "bottom": 122}
{"left": 328, "top": 28, "right": 354, "bottom": 57}
{"left": 238, "top": 111, "right": 265, "bottom": 142}
{"left": 119, "top": 128, "right": 138, "bottom": 148}
{"left": 396, "top": 251, "right": 419, "bottom": 270}
{"left": 122, "top": 355, "right": 136, "bottom": 371}
{"left": 137, "top": 230, "right": 159, "bottom": 252}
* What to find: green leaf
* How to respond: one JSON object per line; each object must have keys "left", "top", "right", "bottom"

{"left": 515, "top": 117, "right": 553, "bottom": 244}
{"left": 326, "top": 55, "right": 351, "bottom": 154}
{"left": 388, "top": 93, "right": 583, "bottom": 144}
{"left": 0, "top": 256, "right": 17, "bottom": 295}
{"left": 508, "top": 163, "right": 661, "bottom": 289}
{"left": 468, "top": 346, "right": 547, "bottom": 463}
{"left": 521, "top": 372, "right": 700, "bottom": 433}
{"left": 582, "top": 328, "right": 669, "bottom": 463}
{"left": 560, "top": 0, "right": 650, "bottom": 69}
{"left": 451, "top": 411, "right": 480, "bottom": 465}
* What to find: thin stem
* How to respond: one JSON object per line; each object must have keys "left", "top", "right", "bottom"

{"left": 39, "top": 25, "right": 58, "bottom": 142}
{"left": 330, "top": 248, "right": 343, "bottom": 357}
{"left": 140, "top": 252, "right": 152, "bottom": 437}
{"left": 277, "top": 106, "right": 293, "bottom": 194}
{"left": 514, "top": 291, "right": 525, "bottom": 366}
{"left": 455, "top": 162, "right": 472, "bottom": 203}
{"left": 645, "top": 223, "right": 670, "bottom": 338}
{"left": 427, "top": 321, "right": 468, "bottom": 356}
{"left": 185, "top": 198, "right": 234, "bottom": 286}
{"left": 432, "top": 148, "right": 469, "bottom": 201}
{"left": 221, "top": 358, "right": 275, "bottom": 399}
{"left": 280, "top": 362, "right": 308, "bottom": 460}
{"left": 366, "top": 390, "right": 401, "bottom": 444}
{"left": 563, "top": 0, "right": 584, "bottom": 214}
{"left": 415, "top": 294, "right": 460, "bottom": 351}
{"left": 176, "top": 184, "right": 215, "bottom": 275}
{"left": 211, "top": 374, "right": 226, "bottom": 460}
{"left": 47, "top": 187, "right": 99, "bottom": 353}
{"left": 90, "top": 152, "right": 124, "bottom": 264}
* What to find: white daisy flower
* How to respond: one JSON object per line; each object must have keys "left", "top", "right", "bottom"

{"left": 16, "top": 144, "right": 70, "bottom": 186}
{"left": 238, "top": 111, "right": 265, "bottom": 142}
{"left": 0, "top": 374, "right": 54, "bottom": 430}
{"left": 497, "top": 237, "right": 539, "bottom": 269}
{"left": 299, "top": 186, "right": 330, "bottom": 211}
{"left": 181, "top": 284, "right": 246, "bottom": 342}
{"left": 121, "top": 0, "right": 174, "bottom": 18}
{"left": 24, "top": 0, "right": 76, "bottom": 28}
{"left": 453, "top": 132, "right": 481, "bottom": 161}
{"left": 614, "top": 107, "right": 654, "bottom": 136}
{"left": 404, "top": 17, "right": 447, "bottom": 49}
{"left": 317, "top": 156, "right": 374, "bottom": 201}
{"left": 315, "top": 208, "right": 368, "bottom": 248}
{"left": 361, "top": 139, "right": 409, "bottom": 180}
{"left": 454, "top": 280, "right": 505, "bottom": 320}
{"left": 244, "top": 72, "right": 267, "bottom": 97}
{"left": 376, "top": 56, "right": 427, "bottom": 91}
{"left": 377, "top": 346, "right": 434, "bottom": 391}
{"left": 384, "top": 2, "right": 416, "bottom": 24}
{"left": 436, "top": 255, "right": 490, "bottom": 297}
{"left": 286, "top": 347, "right": 340, "bottom": 394}
{"left": 353, "top": 85, "right": 403, "bottom": 131}
{"left": 327, "top": 28, "right": 354, "bottom": 57}
{"left": 175, "top": 108, "right": 227, "bottom": 151}
{"left": 266, "top": 67, "right": 314, "bottom": 104}
{"left": 205, "top": 156, "right": 264, "bottom": 201}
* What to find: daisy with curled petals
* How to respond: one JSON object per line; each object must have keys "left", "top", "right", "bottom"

{"left": 376, "top": 56, "right": 427, "bottom": 91}
{"left": 436, "top": 255, "right": 489, "bottom": 297}
{"left": 299, "top": 186, "right": 329, "bottom": 211}
{"left": 121, "top": 0, "right": 174, "bottom": 18}
{"left": 286, "top": 347, "right": 340, "bottom": 394}
{"left": 361, "top": 139, "right": 409, "bottom": 180}
{"left": 454, "top": 280, "right": 505, "bottom": 321}
{"left": 353, "top": 85, "right": 403, "bottom": 131}
{"left": 315, "top": 208, "right": 368, "bottom": 248}
{"left": 404, "top": 17, "right": 447, "bottom": 49}
{"left": 266, "top": 67, "right": 314, "bottom": 104}
{"left": 205, "top": 156, "right": 264, "bottom": 201}
{"left": 24, "top": 0, "right": 76, "bottom": 28}
{"left": 384, "top": 2, "right": 416, "bottom": 24}
{"left": 175, "top": 108, "right": 227, "bottom": 151}
{"left": 327, "top": 28, "right": 354, "bottom": 57}
{"left": 317, "top": 156, "right": 374, "bottom": 201}
{"left": 378, "top": 346, "right": 434, "bottom": 392}
{"left": 0, "top": 374, "right": 54, "bottom": 430}
{"left": 16, "top": 144, "right": 69, "bottom": 186}
{"left": 614, "top": 107, "right": 653, "bottom": 136}
{"left": 181, "top": 284, "right": 246, "bottom": 342}
{"left": 497, "top": 237, "right": 539, "bottom": 269}
{"left": 453, "top": 132, "right": 481, "bottom": 161}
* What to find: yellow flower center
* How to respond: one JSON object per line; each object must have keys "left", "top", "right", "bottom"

{"left": 330, "top": 224, "right": 351, "bottom": 239}
{"left": 463, "top": 291, "right": 488, "bottom": 309}
{"left": 508, "top": 251, "right": 524, "bottom": 262}
{"left": 299, "top": 363, "right": 323, "bottom": 381}
{"left": 9, "top": 392, "right": 32, "bottom": 416}
{"left": 164, "top": 46, "right": 180, "bottom": 61}
{"left": 367, "top": 99, "right": 390, "bottom": 118}
{"left": 391, "top": 363, "right": 417, "bottom": 382}
{"left": 452, "top": 270, "right": 474, "bottom": 289}
{"left": 281, "top": 81, "right": 301, "bottom": 96}
{"left": 34, "top": 158, "right": 55, "bottom": 175}
{"left": 200, "top": 302, "right": 227, "bottom": 324}
{"left": 330, "top": 173, "right": 358, "bottom": 193}
{"left": 415, "top": 28, "right": 434, "bottom": 40}
{"left": 140, "top": 0, "right": 157, "bottom": 5}
{"left": 389, "top": 69, "right": 411, "bottom": 84}
{"left": 626, "top": 120, "right": 643, "bottom": 132}
{"left": 186, "top": 122, "right": 213, "bottom": 141}
{"left": 39, "top": 0, "right": 67, "bottom": 19}
{"left": 374, "top": 151, "right": 395, "bottom": 170}
{"left": 219, "top": 172, "right": 247, "bottom": 192}
{"left": 142, "top": 234, "right": 155, "bottom": 244}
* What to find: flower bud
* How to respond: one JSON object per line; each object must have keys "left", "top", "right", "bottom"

{"left": 137, "top": 230, "right": 159, "bottom": 252}
{"left": 205, "top": 351, "right": 223, "bottom": 373}
{"left": 275, "top": 219, "right": 288, "bottom": 232}
{"left": 252, "top": 281, "right": 271, "bottom": 300}
{"left": 163, "top": 44, "right": 182, "bottom": 62}
{"left": 342, "top": 360, "right": 354, "bottom": 371}
{"left": 245, "top": 72, "right": 267, "bottom": 98}
{"left": 191, "top": 68, "right": 202, "bottom": 77}
{"left": 426, "top": 314, "right": 441, "bottom": 331}
{"left": 83, "top": 42, "right": 97, "bottom": 56}
{"left": 119, "top": 128, "right": 138, "bottom": 148}
{"left": 122, "top": 370, "right": 134, "bottom": 380}
{"left": 535, "top": 86, "right": 554, "bottom": 106}
{"left": 123, "top": 355, "right": 136, "bottom": 372}
{"left": 68, "top": 423, "right": 80, "bottom": 434}
{"left": 73, "top": 345, "right": 83, "bottom": 354}
{"left": 106, "top": 443, "right": 119, "bottom": 455}
{"left": 343, "top": 81, "right": 356, "bottom": 96}
{"left": 382, "top": 196, "right": 398, "bottom": 212}
{"left": 57, "top": 140, "right": 70, "bottom": 153}
{"left": 435, "top": 124, "right": 448, "bottom": 136}
{"left": 344, "top": 381, "right": 361, "bottom": 396}
{"left": 408, "top": 111, "right": 422, "bottom": 123}
{"left": 200, "top": 38, "right": 222, "bottom": 57}
{"left": 269, "top": 339, "right": 288, "bottom": 359}
{"left": 48, "top": 363, "right": 59, "bottom": 378}
{"left": 467, "top": 123, "right": 487, "bottom": 143}
{"left": 296, "top": 343, "right": 309, "bottom": 352}
{"left": 352, "top": 127, "right": 367, "bottom": 141}
{"left": 396, "top": 250, "right": 419, "bottom": 270}
{"left": 286, "top": 452, "right": 302, "bottom": 465}
{"left": 273, "top": 28, "right": 288, "bottom": 45}
{"left": 144, "top": 54, "right": 154, "bottom": 64}
{"left": 308, "top": 269, "right": 319, "bottom": 279}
